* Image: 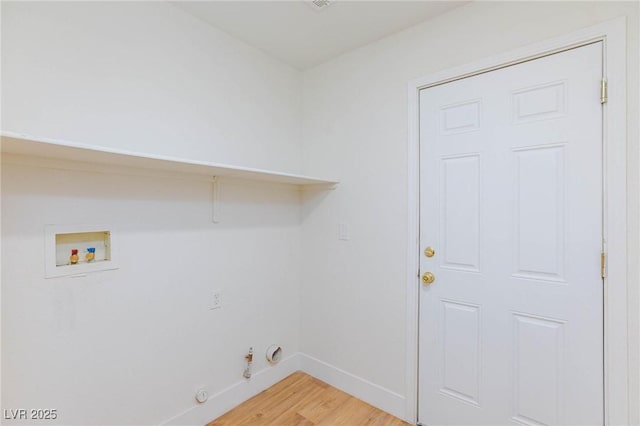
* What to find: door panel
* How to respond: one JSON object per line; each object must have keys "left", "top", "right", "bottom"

{"left": 440, "top": 154, "right": 481, "bottom": 272}
{"left": 512, "top": 313, "right": 565, "bottom": 426}
{"left": 441, "top": 299, "right": 481, "bottom": 406}
{"left": 418, "top": 43, "right": 603, "bottom": 426}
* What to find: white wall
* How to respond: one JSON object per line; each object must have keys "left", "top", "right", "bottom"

{"left": 300, "top": 1, "right": 640, "bottom": 422}
{"left": 1, "top": 1, "right": 302, "bottom": 173}
{"left": 1, "top": 2, "right": 305, "bottom": 425}
{"left": 1, "top": 159, "right": 303, "bottom": 425}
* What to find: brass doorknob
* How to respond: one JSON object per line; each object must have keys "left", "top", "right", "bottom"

{"left": 422, "top": 272, "right": 435, "bottom": 285}
{"left": 424, "top": 246, "right": 435, "bottom": 258}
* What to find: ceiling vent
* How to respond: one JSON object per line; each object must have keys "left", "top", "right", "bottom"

{"left": 305, "top": 0, "right": 332, "bottom": 12}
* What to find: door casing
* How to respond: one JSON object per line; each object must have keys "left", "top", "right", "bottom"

{"left": 406, "top": 18, "right": 628, "bottom": 425}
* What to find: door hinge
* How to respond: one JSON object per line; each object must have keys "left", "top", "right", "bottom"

{"left": 600, "top": 79, "right": 608, "bottom": 104}
{"left": 601, "top": 252, "right": 606, "bottom": 279}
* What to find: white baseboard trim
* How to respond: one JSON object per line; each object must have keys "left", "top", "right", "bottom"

{"left": 160, "top": 353, "right": 301, "bottom": 426}
{"left": 298, "top": 353, "right": 407, "bottom": 421}
{"left": 160, "top": 352, "right": 407, "bottom": 425}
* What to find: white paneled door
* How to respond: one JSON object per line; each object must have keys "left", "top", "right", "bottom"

{"left": 418, "top": 43, "right": 603, "bottom": 425}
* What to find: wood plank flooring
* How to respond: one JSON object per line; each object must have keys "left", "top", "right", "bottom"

{"left": 207, "top": 371, "right": 410, "bottom": 426}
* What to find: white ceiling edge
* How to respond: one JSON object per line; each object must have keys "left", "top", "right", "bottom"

{"left": 171, "top": 1, "right": 471, "bottom": 70}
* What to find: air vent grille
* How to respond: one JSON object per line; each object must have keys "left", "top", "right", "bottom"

{"left": 305, "top": 0, "right": 332, "bottom": 12}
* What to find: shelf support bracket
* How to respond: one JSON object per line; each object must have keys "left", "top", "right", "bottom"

{"left": 212, "top": 176, "right": 220, "bottom": 224}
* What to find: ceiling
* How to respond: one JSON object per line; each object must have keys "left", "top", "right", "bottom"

{"left": 172, "top": 1, "right": 470, "bottom": 70}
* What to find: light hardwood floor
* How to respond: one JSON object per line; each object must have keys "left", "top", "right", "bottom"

{"left": 207, "top": 371, "right": 410, "bottom": 425}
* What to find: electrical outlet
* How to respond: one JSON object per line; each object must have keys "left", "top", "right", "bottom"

{"left": 338, "top": 223, "right": 350, "bottom": 241}
{"left": 211, "top": 291, "right": 221, "bottom": 310}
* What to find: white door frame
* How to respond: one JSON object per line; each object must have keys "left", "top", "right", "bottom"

{"left": 406, "top": 18, "right": 627, "bottom": 425}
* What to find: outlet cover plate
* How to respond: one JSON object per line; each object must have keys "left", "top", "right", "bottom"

{"left": 211, "top": 291, "right": 222, "bottom": 310}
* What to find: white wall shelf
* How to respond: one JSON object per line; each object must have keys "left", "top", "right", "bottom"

{"left": 1, "top": 132, "right": 338, "bottom": 187}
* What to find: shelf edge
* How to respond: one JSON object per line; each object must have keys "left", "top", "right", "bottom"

{"left": 1, "top": 131, "right": 339, "bottom": 187}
